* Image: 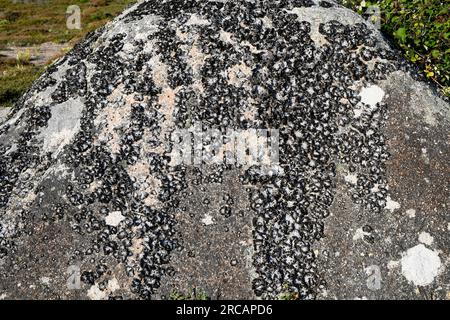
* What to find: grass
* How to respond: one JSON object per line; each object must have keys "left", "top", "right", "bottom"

{"left": 0, "top": 0, "right": 136, "bottom": 108}
{"left": 0, "top": 58, "right": 43, "bottom": 108}
{"left": 0, "top": 0, "right": 136, "bottom": 47}
{"left": 342, "top": 0, "right": 450, "bottom": 97}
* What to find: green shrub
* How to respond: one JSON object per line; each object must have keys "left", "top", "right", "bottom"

{"left": 342, "top": 0, "right": 449, "bottom": 97}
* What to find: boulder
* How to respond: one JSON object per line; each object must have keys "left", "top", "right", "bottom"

{"left": 0, "top": 0, "right": 448, "bottom": 300}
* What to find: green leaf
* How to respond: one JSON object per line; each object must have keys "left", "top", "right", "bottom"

{"left": 394, "top": 27, "right": 407, "bottom": 43}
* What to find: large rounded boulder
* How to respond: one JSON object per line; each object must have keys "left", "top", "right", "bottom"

{"left": 0, "top": 0, "right": 448, "bottom": 299}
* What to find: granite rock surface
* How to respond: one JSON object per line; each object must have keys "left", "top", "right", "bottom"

{"left": 0, "top": 0, "right": 448, "bottom": 300}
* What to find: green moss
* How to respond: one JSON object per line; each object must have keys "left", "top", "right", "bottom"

{"left": 341, "top": 0, "right": 450, "bottom": 97}
{"left": 169, "top": 288, "right": 210, "bottom": 300}
{"left": 279, "top": 292, "right": 300, "bottom": 300}
{"left": 278, "top": 284, "right": 301, "bottom": 300}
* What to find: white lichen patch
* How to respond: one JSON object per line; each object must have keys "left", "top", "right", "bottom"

{"left": 421, "top": 148, "right": 430, "bottom": 164}
{"left": 400, "top": 244, "right": 442, "bottom": 286}
{"left": 387, "top": 260, "right": 400, "bottom": 270}
{"left": 87, "top": 283, "right": 107, "bottom": 300}
{"left": 0, "top": 107, "right": 11, "bottom": 124}
{"left": 352, "top": 227, "right": 370, "bottom": 241}
{"left": 186, "top": 14, "right": 210, "bottom": 26}
{"left": 418, "top": 232, "right": 434, "bottom": 246}
{"left": 0, "top": 209, "right": 26, "bottom": 239}
{"left": 105, "top": 211, "right": 125, "bottom": 227}
{"left": 219, "top": 29, "right": 234, "bottom": 44}
{"left": 201, "top": 214, "right": 214, "bottom": 226}
{"left": 359, "top": 85, "right": 385, "bottom": 108}
{"left": 87, "top": 276, "right": 121, "bottom": 300}
{"left": 260, "top": 16, "right": 273, "bottom": 29}
{"left": 107, "top": 278, "right": 120, "bottom": 293}
{"left": 385, "top": 196, "right": 400, "bottom": 212}
{"left": 40, "top": 277, "right": 51, "bottom": 286}
{"left": 39, "top": 98, "right": 84, "bottom": 156}
{"left": 344, "top": 173, "right": 358, "bottom": 185}
{"left": 353, "top": 85, "right": 385, "bottom": 118}
{"left": 406, "top": 209, "right": 416, "bottom": 218}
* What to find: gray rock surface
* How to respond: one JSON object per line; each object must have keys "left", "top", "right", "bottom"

{"left": 314, "top": 71, "right": 449, "bottom": 300}
{"left": 0, "top": 108, "right": 10, "bottom": 123}
{"left": 0, "top": 0, "right": 448, "bottom": 300}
